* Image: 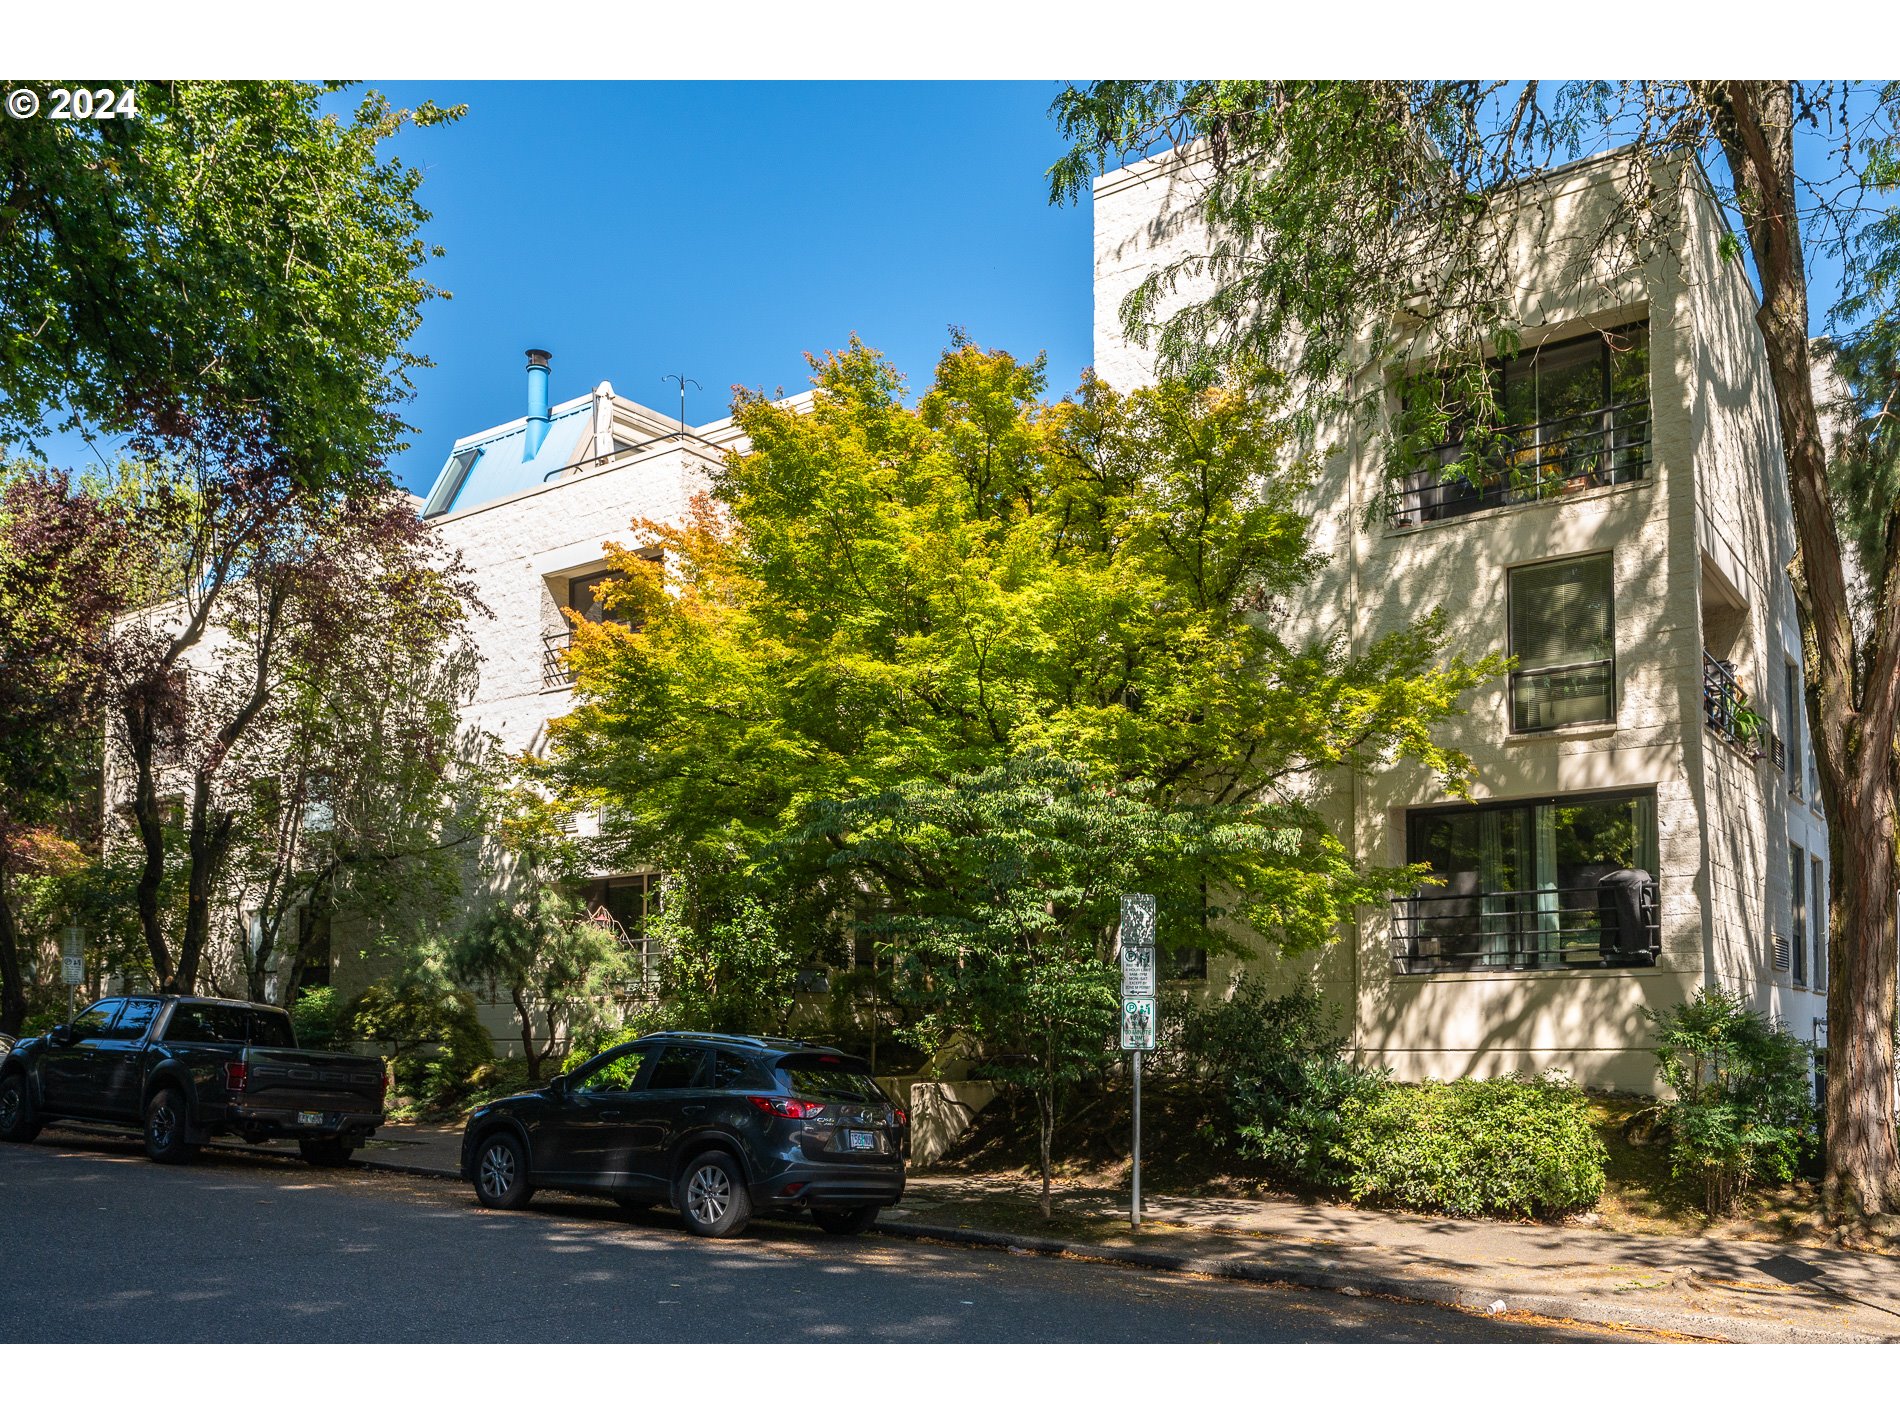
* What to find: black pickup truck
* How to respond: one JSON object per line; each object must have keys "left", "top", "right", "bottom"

{"left": 0, "top": 995, "right": 387, "bottom": 1167}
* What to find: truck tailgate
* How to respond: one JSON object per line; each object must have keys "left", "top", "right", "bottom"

{"left": 242, "top": 1049, "right": 386, "bottom": 1114}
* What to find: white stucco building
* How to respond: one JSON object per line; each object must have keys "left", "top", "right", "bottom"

{"left": 1093, "top": 146, "right": 1830, "bottom": 1092}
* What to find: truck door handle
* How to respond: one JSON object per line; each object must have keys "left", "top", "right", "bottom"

{"left": 600, "top": 1109, "right": 626, "bottom": 1121}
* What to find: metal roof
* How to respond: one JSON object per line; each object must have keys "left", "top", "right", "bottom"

{"left": 419, "top": 397, "right": 594, "bottom": 518}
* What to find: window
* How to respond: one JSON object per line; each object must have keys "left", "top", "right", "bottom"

{"left": 1790, "top": 843, "right": 1808, "bottom": 988}
{"left": 781, "top": 1062, "right": 883, "bottom": 1104}
{"left": 711, "top": 1051, "right": 768, "bottom": 1090}
{"left": 644, "top": 1045, "right": 709, "bottom": 1091}
{"left": 567, "top": 570, "right": 628, "bottom": 627}
{"left": 1812, "top": 857, "right": 1827, "bottom": 993}
{"left": 422, "top": 447, "right": 482, "bottom": 518}
{"left": 573, "top": 1044, "right": 647, "bottom": 1094}
{"left": 70, "top": 1000, "right": 122, "bottom": 1037}
{"left": 590, "top": 874, "right": 664, "bottom": 992}
{"left": 1397, "top": 790, "right": 1660, "bottom": 971}
{"left": 103, "top": 999, "right": 161, "bottom": 1042}
{"left": 1394, "top": 324, "right": 1650, "bottom": 525}
{"left": 164, "top": 1003, "right": 283, "bottom": 1045}
{"left": 1509, "top": 554, "right": 1615, "bottom": 731}
{"left": 1785, "top": 661, "right": 1805, "bottom": 798}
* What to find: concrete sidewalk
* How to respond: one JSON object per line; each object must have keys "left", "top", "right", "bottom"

{"left": 248, "top": 1124, "right": 1900, "bottom": 1343}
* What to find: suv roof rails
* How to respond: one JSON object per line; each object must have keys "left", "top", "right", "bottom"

{"left": 639, "top": 1029, "right": 845, "bottom": 1055}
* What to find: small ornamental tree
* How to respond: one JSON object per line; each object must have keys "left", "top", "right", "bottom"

{"left": 443, "top": 884, "right": 630, "bottom": 1079}
{"left": 815, "top": 756, "right": 1332, "bottom": 1219}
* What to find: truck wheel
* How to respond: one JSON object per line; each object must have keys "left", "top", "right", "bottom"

{"left": 473, "top": 1131, "right": 534, "bottom": 1210}
{"left": 678, "top": 1150, "right": 752, "bottom": 1238}
{"left": 812, "top": 1205, "right": 880, "bottom": 1236}
{"left": 143, "top": 1088, "right": 197, "bottom": 1165}
{"left": 0, "top": 1074, "right": 40, "bottom": 1144}
{"left": 298, "top": 1136, "right": 354, "bottom": 1169}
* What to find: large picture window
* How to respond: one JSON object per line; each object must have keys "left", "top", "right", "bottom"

{"left": 1509, "top": 553, "right": 1615, "bottom": 732}
{"left": 1394, "top": 323, "right": 1650, "bottom": 525}
{"left": 1395, "top": 790, "right": 1660, "bottom": 972}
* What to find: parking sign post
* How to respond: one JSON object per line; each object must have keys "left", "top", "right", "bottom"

{"left": 61, "top": 924, "right": 85, "bottom": 1021}
{"left": 1117, "top": 895, "right": 1157, "bottom": 1229}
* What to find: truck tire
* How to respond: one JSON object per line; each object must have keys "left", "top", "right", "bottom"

{"left": 812, "top": 1204, "right": 880, "bottom": 1236}
{"left": 298, "top": 1136, "right": 354, "bottom": 1169}
{"left": 678, "top": 1149, "right": 752, "bottom": 1238}
{"left": 472, "top": 1130, "right": 535, "bottom": 1210}
{"left": 0, "top": 1073, "right": 40, "bottom": 1143}
{"left": 143, "top": 1087, "right": 198, "bottom": 1165}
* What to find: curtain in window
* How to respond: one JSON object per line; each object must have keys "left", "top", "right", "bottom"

{"left": 1509, "top": 554, "right": 1615, "bottom": 730}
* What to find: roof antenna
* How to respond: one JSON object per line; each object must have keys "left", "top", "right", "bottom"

{"left": 661, "top": 374, "right": 702, "bottom": 435}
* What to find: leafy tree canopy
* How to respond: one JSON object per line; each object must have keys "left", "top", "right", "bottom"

{"left": 547, "top": 337, "right": 1501, "bottom": 969}
{"left": 0, "top": 81, "right": 459, "bottom": 485}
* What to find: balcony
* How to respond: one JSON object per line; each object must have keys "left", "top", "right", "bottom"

{"left": 1391, "top": 398, "right": 1651, "bottom": 527}
{"left": 609, "top": 932, "right": 669, "bottom": 999}
{"left": 1703, "top": 652, "right": 1765, "bottom": 759}
{"left": 542, "top": 629, "right": 574, "bottom": 691}
{"left": 1391, "top": 882, "right": 1661, "bottom": 973}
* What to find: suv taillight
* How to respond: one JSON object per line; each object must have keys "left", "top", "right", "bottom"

{"left": 223, "top": 1062, "right": 249, "bottom": 1094}
{"left": 747, "top": 1095, "right": 824, "bottom": 1120}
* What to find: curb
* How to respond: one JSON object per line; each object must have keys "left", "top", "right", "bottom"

{"left": 871, "top": 1220, "right": 1895, "bottom": 1345}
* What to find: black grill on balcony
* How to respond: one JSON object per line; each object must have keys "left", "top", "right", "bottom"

{"left": 542, "top": 629, "right": 575, "bottom": 690}
{"left": 1391, "top": 881, "right": 1660, "bottom": 973}
{"left": 1391, "top": 399, "right": 1651, "bottom": 526}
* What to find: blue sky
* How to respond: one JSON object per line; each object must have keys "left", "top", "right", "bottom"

{"left": 368, "top": 80, "right": 1092, "bottom": 495}
{"left": 26, "top": 80, "right": 1883, "bottom": 494}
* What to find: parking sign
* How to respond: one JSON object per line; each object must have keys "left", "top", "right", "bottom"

{"left": 1120, "top": 996, "right": 1156, "bottom": 1051}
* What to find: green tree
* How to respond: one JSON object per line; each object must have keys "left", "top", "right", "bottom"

{"left": 816, "top": 756, "right": 1273, "bottom": 1218}
{"left": 443, "top": 883, "right": 631, "bottom": 1080}
{"left": 0, "top": 81, "right": 458, "bottom": 487}
{"left": 0, "top": 469, "right": 135, "bottom": 1033}
{"left": 1050, "top": 79, "right": 1900, "bottom": 1218}
{"left": 104, "top": 477, "right": 477, "bottom": 996}
{"left": 548, "top": 341, "right": 1499, "bottom": 976}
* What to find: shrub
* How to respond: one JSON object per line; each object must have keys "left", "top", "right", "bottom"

{"left": 1647, "top": 987, "right": 1816, "bottom": 1215}
{"left": 289, "top": 986, "right": 348, "bottom": 1051}
{"left": 1236, "top": 1055, "right": 1391, "bottom": 1193}
{"left": 1340, "top": 1074, "right": 1608, "bottom": 1218}
{"left": 348, "top": 958, "right": 492, "bottom": 1100}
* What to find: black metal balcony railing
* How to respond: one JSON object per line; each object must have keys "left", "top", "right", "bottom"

{"left": 1703, "top": 652, "right": 1764, "bottom": 758}
{"left": 542, "top": 629, "right": 574, "bottom": 691}
{"left": 611, "top": 933, "right": 669, "bottom": 999}
{"left": 1391, "top": 399, "right": 1651, "bottom": 526}
{"left": 1391, "top": 883, "right": 1661, "bottom": 973}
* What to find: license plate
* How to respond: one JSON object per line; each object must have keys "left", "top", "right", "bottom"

{"left": 297, "top": 1111, "right": 325, "bottom": 1127}
{"left": 843, "top": 1129, "right": 879, "bottom": 1152}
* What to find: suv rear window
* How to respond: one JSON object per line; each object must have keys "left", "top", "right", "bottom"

{"left": 779, "top": 1062, "right": 883, "bottom": 1104}
{"left": 165, "top": 1004, "right": 294, "bottom": 1047}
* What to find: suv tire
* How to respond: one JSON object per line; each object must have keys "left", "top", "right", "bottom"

{"left": 0, "top": 1073, "right": 40, "bottom": 1143}
{"left": 812, "top": 1204, "right": 880, "bottom": 1236}
{"left": 143, "top": 1087, "right": 198, "bottom": 1165}
{"left": 298, "top": 1136, "right": 354, "bottom": 1168}
{"left": 678, "top": 1149, "right": 751, "bottom": 1238}
{"left": 473, "top": 1131, "right": 534, "bottom": 1210}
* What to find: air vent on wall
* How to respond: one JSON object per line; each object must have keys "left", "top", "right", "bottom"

{"left": 1772, "top": 933, "right": 1791, "bottom": 973}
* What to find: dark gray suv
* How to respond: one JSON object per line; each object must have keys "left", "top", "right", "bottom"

{"left": 458, "top": 1031, "right": 908, "bottom": 1238}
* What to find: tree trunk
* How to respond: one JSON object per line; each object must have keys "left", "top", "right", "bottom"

{"left": 0, "top": 873, "right": 29, "bottom": 1036}
{"left": 1037, "top": 1084, "right": 1055, "bottom": 1220}
{"left": 1704, "top": 80, "right": 1900, "bottom": 1216}
{"left": 1826, "top": 778, "right": 1900, "bottom": 1215}
{"left": 512, "top": 986, "right": 541, "bottom": 1078}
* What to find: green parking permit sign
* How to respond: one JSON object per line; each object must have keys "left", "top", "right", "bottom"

{"left": 1120, "top": 996, "right": 1155, "bottom": 1051}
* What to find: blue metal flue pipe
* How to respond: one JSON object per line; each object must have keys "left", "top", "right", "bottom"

{"left": 524, "top": 348, "right": 552, "bottom": 458}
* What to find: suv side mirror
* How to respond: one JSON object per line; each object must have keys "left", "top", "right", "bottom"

{"left": 48, "top": 1024, "right": 75, "bottom": 1048}
{"left": 548, "top": 1073, "right": 569, "bottom": 1098}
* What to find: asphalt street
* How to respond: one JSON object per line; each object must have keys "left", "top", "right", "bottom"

{"left": 0, "top": 1131, "right": 1641, "bottom": 1343}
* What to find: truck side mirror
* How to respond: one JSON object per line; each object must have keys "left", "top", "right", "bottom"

{"left": 48, "top": 1025, "right": 74, "bottom": 1048}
